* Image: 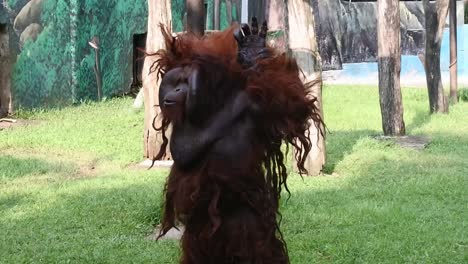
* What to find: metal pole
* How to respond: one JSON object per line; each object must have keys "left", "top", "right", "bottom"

{"left": 214, "top": 0, "right": 220, "bottom": 30}
{"left": 241, "top": 0, "right": 248, "bottom": 23}
{"left": 449, "top": 0, "right": 458, "bottom": 103}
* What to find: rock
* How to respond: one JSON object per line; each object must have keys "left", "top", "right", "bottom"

{"left": 0, "top": 3, "right": 9, "bottom": 24}
{"left": 5, "top": 0, "right": 30, "bottom": 14}
{"left": 315, "top": 1, "right": 425, "bottom": 70}
{"left": 147, "top": 226, "right": 184, "bottom": 241}
{"left": 19, "top": 23, "right": 42, "bottom": 47}
{"left": 133, "top": 88, "right": 144, "bottom": 109}
{"left": 374, "top": 135, "right": 431, "bottom": 151}
{"left": 13, "top": 0, "right": 44, "bottom": 32}
{"left": 137, "top": 159, "right": 173, "bottom": 169}
{"left": 0, "top": 24, "right": 8, "bottom": 57}
{"left": 400, "top": 3, "right": 425, "bottom": 56}
{"left": 401, "top": 3, "right": 424, "bottom": 30}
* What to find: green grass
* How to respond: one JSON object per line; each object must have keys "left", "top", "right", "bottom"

{"left": 1, "top": 87, "right": 467, "bottom": 263}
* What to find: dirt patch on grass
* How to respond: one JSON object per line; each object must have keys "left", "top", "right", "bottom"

{"left": 126, "top": 159, "right": 173, "bottom": 171}
{"left": 75, "top": 159, "right": 99, "bottom": 179}
{"left": 0, "top": 148, "right": 102, "bottom": 180}
{"left": 374, "top": 135, "right": 431, "bottom": 150}
{"left": 0, "top": 118, "right": 39, "bottom": 130}
{"left": 147, "top": 225, "right": 184, "bottom": 241}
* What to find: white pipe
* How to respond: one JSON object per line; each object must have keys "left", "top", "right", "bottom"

{"left": 241, "top": 0, "right": 249, "bottom": 23}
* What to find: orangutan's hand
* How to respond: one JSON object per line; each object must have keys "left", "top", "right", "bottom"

{"left": 234, "top": 17, "right": 271, "bottom": 68}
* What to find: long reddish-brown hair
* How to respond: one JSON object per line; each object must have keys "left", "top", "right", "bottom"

{"left": 150, "top": 24, "right": 324, "bottom": 199}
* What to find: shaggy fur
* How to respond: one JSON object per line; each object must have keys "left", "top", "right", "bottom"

{"left": 151, "top": 25, "right": 323, "bottom": 264}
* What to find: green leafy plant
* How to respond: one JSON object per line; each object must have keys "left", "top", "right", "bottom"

{"left": 459, "top": 88, "right": 468, "bottom": 102}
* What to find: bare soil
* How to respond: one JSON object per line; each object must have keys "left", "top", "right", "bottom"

{"left": 0, "top": 118, "right": 38, "bottom": 130}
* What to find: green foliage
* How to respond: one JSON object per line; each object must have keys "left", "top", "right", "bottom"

{"left": 459, "top": 88, "right": 468, "bottom": 102}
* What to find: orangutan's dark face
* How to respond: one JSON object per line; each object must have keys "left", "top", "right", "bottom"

{"left": 159, "top": 67, "right": 196, "bottom": 123}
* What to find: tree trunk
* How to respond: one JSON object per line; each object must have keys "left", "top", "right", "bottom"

{"left": 423, "top": 0, "right": 449, "bottom": 113}
{"left": 0, "top": 24, "right": 12, "bottom": 118}
{"left": 266, "top": 0, "right": 285, "bottom": 33}
{"left": 377, "top": 0, "right": 405, "bottom": 136}
{"left": 143, "top": 0, "right": 172, "bottom": 160}
{"left": 449, "top": 0, "right": 458, "bottom": 104}
{"left": 286, "top": 0, "right": 325, "bottom": 176}
{"left": 186, "top": 0, "right": 205, "bottom": 36}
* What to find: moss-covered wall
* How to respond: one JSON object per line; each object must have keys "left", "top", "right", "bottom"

{"left": 74, "top": 1, "right": 147, "bottom": 101}
{"left": 0, "top": 5, "right": 9, "bottom": 24}
{"left": 5, "top": 0, "right": 147, "bottom": 108}
{"left": 13, "top": 0, "right": 72, "bottom": 107}
{"left": 5, "top": 0, "right": 237, "bottom": 109}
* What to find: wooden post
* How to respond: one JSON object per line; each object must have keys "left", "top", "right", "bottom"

{"left": 422, "top": 0, "right": 449, "bottom": 113}
{"left": 96, "top": 47, "right": 102, "bottom": 100}
{"left": 377, "top": 0, "right": 405, "bottom": 136}
{"left": 186, "top": 0, "right": 205, "bottom": 36}
{"left": 143, "top": 0, "right": 172, "bottom": 160}
{"left": 89, "top": 37, "right": 102, "bottom": 101}
{"left": 286, "top": 0, "right": 325, "bottom": 176}
{"left": 449, "top": 0, "right": 458, "bottom": 104}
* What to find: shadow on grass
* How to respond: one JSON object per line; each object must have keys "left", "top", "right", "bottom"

{"left": 0, "top": 193, "right": 27, "bottom": 211}
{"left": 406, "top": 109, "right": 431, "bottom": 133}
{"left": 0, "top": 174, "right": 178, "bottom": 263}
{"left": 0, "top": 155, "right": 75, "bottom": 179}
{"left": 2, "top": 132, "right": 467, "bottom": 263}
{"left": 283, "top": 134, "right": 468, "bottom": 263}
{"left": 323, "top": 109, "right": 436, "bottom": 174}
{"left": 324, "top": 129, "right": 376, "bottom": 174}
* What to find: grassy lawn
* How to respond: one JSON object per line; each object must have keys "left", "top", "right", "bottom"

{"left": 1, "top": 86, "right": 467, "bottom": 263}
